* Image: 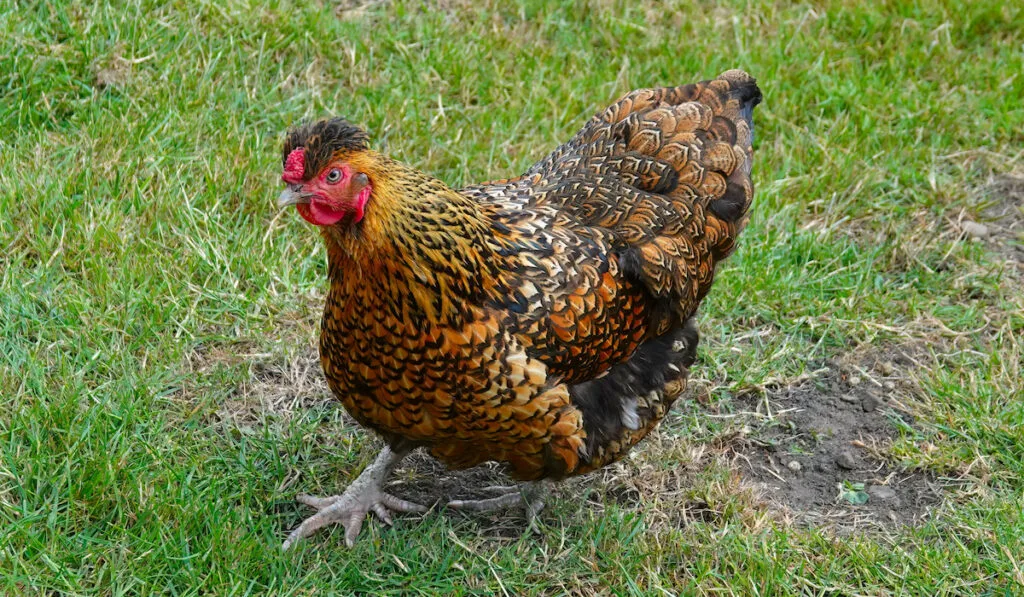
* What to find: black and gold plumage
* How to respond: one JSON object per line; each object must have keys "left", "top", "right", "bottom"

{"left": 277, "top": 70, "right": 762, "bottom": 548}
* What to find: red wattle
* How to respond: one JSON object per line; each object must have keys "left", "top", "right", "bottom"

{"left": 296, "top": 201, "right": 346, "bottom": 226}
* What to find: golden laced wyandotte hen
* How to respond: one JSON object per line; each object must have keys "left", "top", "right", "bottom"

{"left": 276, "top": 70, "right": 761, "bottom": 549}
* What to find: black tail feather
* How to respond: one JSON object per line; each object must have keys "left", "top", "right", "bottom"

{"left": 569, "top": 319, "right": 698, "bottom": 461}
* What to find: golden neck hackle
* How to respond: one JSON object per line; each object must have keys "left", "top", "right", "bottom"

{"left": 321, "top": 150, "right": 505, "bottom": 324}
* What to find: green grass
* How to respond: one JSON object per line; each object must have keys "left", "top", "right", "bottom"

{"left": 2, "top": 0, "right": 1023, "bottom": 594}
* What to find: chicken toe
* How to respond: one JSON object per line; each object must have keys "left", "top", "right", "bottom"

{"left": 447, "top": 481, "right": 547, "bottom": 531}
{"left": 282, "top": 446, "right": 427, "bottom": 550}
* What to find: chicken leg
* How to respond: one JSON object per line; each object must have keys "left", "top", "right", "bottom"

{"left": 282, "top": 445, "right": 428, "bottom": 550}
{"left": 447, "top": 481, "right": 548, "bottom": 532}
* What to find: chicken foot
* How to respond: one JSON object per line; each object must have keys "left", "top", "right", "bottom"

{"left": 282, "top": 445, "right": 427, "bottom": 550}
{"left": 447, "top": 481, "right": 547, "bottom": 532}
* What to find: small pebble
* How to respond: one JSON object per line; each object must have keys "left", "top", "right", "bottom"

{"left": 883, "top": 381, "right": 896, "bottom": 392}
{"left": 848, "top": 375, "right": 862, "bottom": 387}
{"left": 862, "top": 395, "right": 880, "bottom": 412}
{"left": 840, "top": 393, "right": 860, "bottom": 404}
{"left": 868, "top": 485, "right": 897, "bottom": 501}
{"left": 961, "top": 220, "right": 990, "bottom": 240}
{"left": 835, "top": 450, "right": 858, "bottom": 470}
{"left": 787, "top": 460, "right": 802, "bottom": 472}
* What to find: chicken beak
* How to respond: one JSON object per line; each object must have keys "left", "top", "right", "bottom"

{"left": 277, "top": 185, "right": 312, "bottom": 209}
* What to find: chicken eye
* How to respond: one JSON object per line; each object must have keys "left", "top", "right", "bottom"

{"left": 325, "top": 168, "right": 343, "bottom": 184}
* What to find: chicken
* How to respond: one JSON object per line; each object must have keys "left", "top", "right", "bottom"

{"left": 276, "top": 70, "right": 762, "bottom": 549}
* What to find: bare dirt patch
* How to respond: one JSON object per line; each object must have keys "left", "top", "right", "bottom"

{"left": 732, "top": 348, "right": 945, "bottom": 531}
{"left": 975, "top": 174, "right": 1024, "bottom": 265}
{"left": 90, "top": 44, "right": 150, "bottom": 91}
{"left": 227, "top": 352, "right": 339, "bottom": 434}
{"left": 182, "top": 342, "right": 343, "bottom": 436}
